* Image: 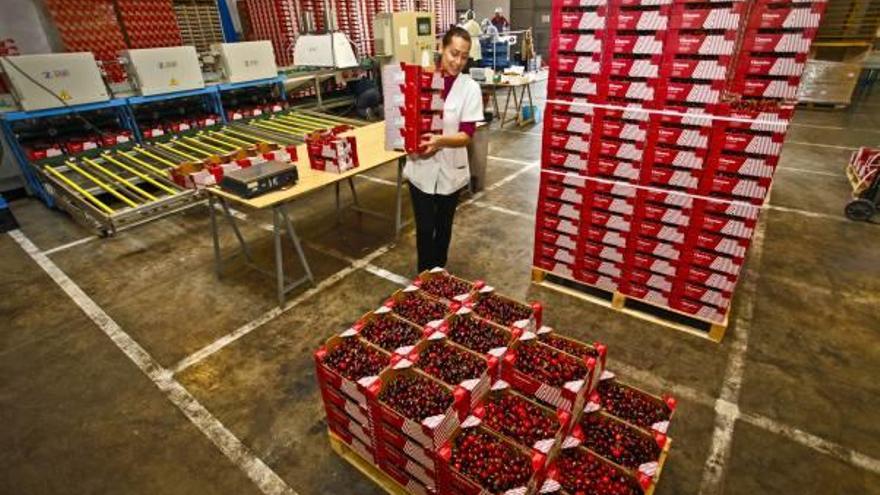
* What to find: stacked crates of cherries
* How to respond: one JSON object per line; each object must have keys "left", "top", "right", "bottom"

{"left": 315, "top": 268, "right": 678, "bottom": 494}
{"left": 383, "top": 63, "right": 445, "bottom": 154}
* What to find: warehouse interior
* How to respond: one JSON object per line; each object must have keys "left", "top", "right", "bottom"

{"left": 1, "top": 1, "right": 879, "bottom": 495}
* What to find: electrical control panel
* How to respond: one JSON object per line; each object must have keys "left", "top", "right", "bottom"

{"left": 213, "top": 41, "right": 278, "bottom": 83}
{"left": 0, "top": 53, "right": 109, "bottom": 111}
{"left": 121, "top": 46, "right": 204, "bottom": 96}
{"left": 374, "top": 12, "right": 436, "bottom": 65}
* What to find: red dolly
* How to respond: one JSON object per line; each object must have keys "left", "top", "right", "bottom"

{"left": 845, "top": 147, "right": 880, "bottom": 221}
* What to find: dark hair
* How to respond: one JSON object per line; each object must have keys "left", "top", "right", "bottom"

{"left": 442, "top": 26, "right": 472, "bottom": 47}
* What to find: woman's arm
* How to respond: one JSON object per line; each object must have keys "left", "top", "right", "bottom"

{"left": 420, "top": 131, "right": 471, "bottom": 155}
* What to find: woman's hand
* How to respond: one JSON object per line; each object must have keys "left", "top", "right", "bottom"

{"left": 419, "top": 133, "right": 443, "bottom": 157}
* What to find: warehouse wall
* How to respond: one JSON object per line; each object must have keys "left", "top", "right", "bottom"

{"left": 454, "top": 0, "right": 510, "bottom": 24}
{"left": 510, "top": 0, "right": 551, "bottom": 58}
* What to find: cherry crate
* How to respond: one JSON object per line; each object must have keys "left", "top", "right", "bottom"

{"left": 320, "top": 270, "right": 677, "bottom": 495}
{"left": 536, "top": 0, "right": 825, "bottom": 341}
{"left": 383, "top": 64, "right": 445, "bottom": 154}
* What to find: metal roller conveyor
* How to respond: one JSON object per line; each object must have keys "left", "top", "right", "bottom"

{"left": 297, "top": 109, "right": 366, "bottom": 127}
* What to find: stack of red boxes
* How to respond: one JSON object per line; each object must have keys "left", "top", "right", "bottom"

{"left": 44, "top": 0, "right": 129, "bottom": 83}
{"left": 537, "top": 0, "right": 824, "bottom": 328}
{"left": 238, "top": 0, "right": 301, "bottom": 66}
{"left": 116, "top": 0, "right": 183, "bottom": 48}
{"left": 306, "top": 125, "right": 360, "bottom": 173}
{"left": 316, "top": 269, "right": 677, "bottom": 494}
{"left": 382, "top": 64, "right": 445, "bottom": 154}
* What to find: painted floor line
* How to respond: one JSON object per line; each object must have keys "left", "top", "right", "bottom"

{"left": 786, "top": 141, "right": 858, "bottom": 151}
{"left": 171, "top": 243, "right": 392, "bottom": 375}
{"left": 486, "top": 156, "right": 540, "bottom": 168}
{"left": 42, "top": 235, "right": 99, "bottom": 256}
{"left": 766, "top": 204, "right": 847, "bottom": 222}
{"left": 777, "top": 166, "right": 842, "bottom": 177}
{"left": 471, "top": 200, "right": 534, "bottom": 220}
{"left": 8, "top": 229, "right": 297, "bottom": 495}
{"left": 698, "top": 213, "right": 768, "bottom": 494}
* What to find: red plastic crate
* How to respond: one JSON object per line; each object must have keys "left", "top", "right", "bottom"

{"left": 501, "top": 336, "right": 597, "bottom": 412}
{"left": 607, "top": 78, "right": 660, "bottom": 101}
{"left": 669, "top": 2, "right": 744, "bottom": 30}
{"left": 598, "top": 139, "right": 644, "bottom": 161}
{"left": 591, "top": 157, "right": 641, "bottom": 182}
{"left": 653, "top": 145, "right": 708, "bottom": 170}
{"left": 714, "top": 153, "right": 778, "bottom": 178}
{"left": 575, "top": 267, "right": 621, "bottom": 291}
{"left": 586, "top": 209, "right": 633, "bottom": 233}
{"left": 559, "top": 8, "right": 608, "bottom": 30}
{"left": 545, "top": 104, "right": 596, "bottom": 133}
{"left": 609, "top": 56, "right": 662, "bottom": 78}
{"left": 707, "top": 174, "right": 771, "bottom": 202}
{"left": 675, "top": 281, "right": 732, "bottom": 310}
{"left": 655, "top": 124, "right": 711, "bottom": 149}
{"left": 648, "top": 165, "right": 700, "bottom": 190}
{"left": 611, "top": 33, "right": 665, "bottom": 54}
{"left": 694, "top": 231, "right": 751, "bottom": 258}
{"left": 376, "top": 421, "right": 440, "bottom": 471}
{"left": 322, "top": 385, "right": 374, "bottom": 430}
{"left": 715, "top": 128, "right": 785, "bottom": 156}
{"left": 590, "top": 192, "right": 636, "bottom": 215}
{"left": 540, "top": 179, "right": 586, "bottom": 205}
{"left": 665, "top": 80, "right": 724, "bottom": 104}
{"left": 665, "top": 31, "right": 737, "bottom": 55}
{"left": 620, "top": 281, "right": 671, "bottom": 307}
{"left": 678, "top": 265, "right": 737, "bottom": 292}
{"left": 547, "top": 131, "right": 592, "bottom": 154}
{"left": 629, "top": 252, "right": 678, "bottom": 277}
{"left": 668, "top": 57, "right": 730, "bottom": 80}
{"left": 632, "top": 236, "right": 682, "bottom": 261}
{"left": 627, "top": 268, "right": 674, "bottom": 292}
{"left": 687, "top": 249, "right": 745, "bottom": 277}
{"left": 697, "top": 210, "right": 757, "bottom": 239}
{"left": 583, "top": 225, "right": 629, "bottom": 248}
{"left": 378, "top": 459, "right": 434, "bottom": 495}
{"left": 739, "top": 30, "right": 818, "bottom": 54}
{"left": 378, "top": 441, "right": 437, "bottom": 490}
{"left": 539, "top": 197, "right": 583, "bottom": 220}
{"left": 668, "top": 296, "right": 726, "bottom": 323}
{"left": 538, "top": 243, "right": 579, "bottom": 266}
{"left": 556, "top": 53, "right": 603, "bottom": 75}
{"left": 544, "top": 148, "right": 589, "bottom": 174}
{"left": 737, "top": 53, "right": 808, "bottom": 77}
{"left": 315, "top": 334, "right": 390, "bottom": 407}
{"left": 600, "top": 119, "right": 649, "bottom": 141}
{"left": 639, "top": 202, "right": 692, "bottom": 227}
{"left": 642, "top": 188, "right": 695, "bottom": 208}
{"left": 611, "top": 7, "right": 669, "bottom": 30}
{"left": 557, "top": 32, "right": 605, "bottom": 53}
{"left": 636, "top": 220, "right": 687, "bottom": 244}
{"left": 729, "top": 76, "right": 801, "bottom": 100}
{"left": 535, "top": 256, "right": 578, "bottom": 280}
{"left": 552, "top": 75, "right": 601, "bottom": 97}
{"left": 538, "top": 229, "right": 579, "bottom": 252}
{"left": 745, "top": 2, "right": 826, "bottom": 29}
{"left": 537, "top": 211, "right": 581, "bottom": 236}
{"left": 583, "top": 240, "right": 627, "bottom": 263}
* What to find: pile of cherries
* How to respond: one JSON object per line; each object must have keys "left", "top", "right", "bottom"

{"left": 323, "top": 338, "right": 389, "bottom": 381}
{"left": 483, "top": 393, "right": 557, "bottom": 448}
{"left": 360, "top": 315, "right": 422, "bottom": 352}
{"left": 450, "top": 429, "right": 532, "bottom": 493}
{"left": 580, "top": 413, "right": 661, "bottom": 469}
{"left": 473, "top": 293, "right": 532, "bottom": 326}
{"left": 393, "top": 293, "right": 449, "bottom": 326}
{"left": 420, "top": 275, "right": 472, "bottom": 300}
{"left": 379, "top": 374, "right": 453, "bottom": 421}
{"left": 514, "top": 341, "right": 588, "bottom": 387}
{"left": 448, "top": 315, "right": 510, "bottom": 354}
{"left": 597, "top": 380, "right": 671, "bottom": 430}
{"left": 539, "top": 333, "right": 600, "bottom": 360}
{"left": 556, "top": 447, "right": 642, "bottom": 495}
{"left": 418, "top": 341, "right": 486, "bottom": 385}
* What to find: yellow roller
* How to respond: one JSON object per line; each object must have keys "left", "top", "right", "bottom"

{"left": 82, "top": 157, "right": 157, "bottom": 201}
{"left": 102, "top": 154, "right": 179, "bottom": 195}
{"left": 194, "top": 134, "right": 238, "bottom": 151}
{"left": 252, "top": 119, "right": 303, "bottom": 135}
{"left": 277, "top": 114, "right": 329, "bottom": 127}
{"left": 171, "top": 139, "right": 215, "bottom": 158}
{"left": 65, "top": 160, "right": 139, "bottom": 208}
{"left": 44, "top": 165, "right": 115, "bottom": 214}
{"left": 208, "top": 131, "right": 251, "bottom": 147}
{"left": 267, "top": 117, "right": 318, "bottom": 132}
{"left": 158, "top": 142, "right": 200, "bottom": 161}
{"left": 274, "top": 115, "right": 326, "bottom": 129}
{"left": 127, "top": 148, "right": 179, "bottom": 169}
{"left": 288, "top": 112, "right": 341, "bottom": 126}
{"left": 107, "top": 153, "right": 174, "bottom": 185}
{"left": 224, "top": 128, "right": 275, "bottom": 144}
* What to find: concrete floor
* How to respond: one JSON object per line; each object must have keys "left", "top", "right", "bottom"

{"left": 2, "top": 83, "right": 879, "bottom": 495}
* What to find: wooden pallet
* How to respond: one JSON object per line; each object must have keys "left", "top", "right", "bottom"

{"left": 797, "top": 101, "right": 850, "bottom": 110}
{"left": 329, "top": 431, "right": 408, "bottom": 495}
{"left": 532, "top": 267, "right": 727, "bottom": 343}
{"left": 330, "top": 429, "right": 672, "bottom": 495}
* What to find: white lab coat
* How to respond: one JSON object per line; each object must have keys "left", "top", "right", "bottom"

{"left": 405, "top": 73, "right": 484, "bottom": 196}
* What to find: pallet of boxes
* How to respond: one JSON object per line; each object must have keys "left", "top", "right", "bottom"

{"left": 532, "top": 0, "right": 826, "bottom": 342}
{"left": 315, "top": 268, "right": 678, "bottom": 495}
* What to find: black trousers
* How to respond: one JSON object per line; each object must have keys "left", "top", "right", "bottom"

{"left": 409, "top": 183, "right": 461, "bottom": 272}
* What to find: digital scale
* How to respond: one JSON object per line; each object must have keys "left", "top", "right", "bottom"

{"left": 220, "top": 161, "right": 299, "bottom": 198}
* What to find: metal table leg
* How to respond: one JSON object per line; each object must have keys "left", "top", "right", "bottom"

{"left": 208, "top": 194, "right": 222, "bottom": 277}
{"left": 395, "top": 157, "right": 405, "bottom": 239}
{"left": 273, "top": 208, "right": 285, "bottom": 305}
{"left": 220, "top": 197, "right": 253, "bottom": 262}
{"left": 348, "top": 177, "right": 360, "bottom": 208}
{"left": 501, "top": 87, "right": 514, "bottom": 127}
{"left": 335, "top": 181, "right": 342, "bottom": 223}
{"left": 280, "top": 204, "right": 315, "bottom": 284}
{"left": 271, "top": 203, "right": 314, "bottom": 305}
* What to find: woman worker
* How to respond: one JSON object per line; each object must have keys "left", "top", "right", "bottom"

{"left": 405, "top": 27, "right": 484, "bottom": 273}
